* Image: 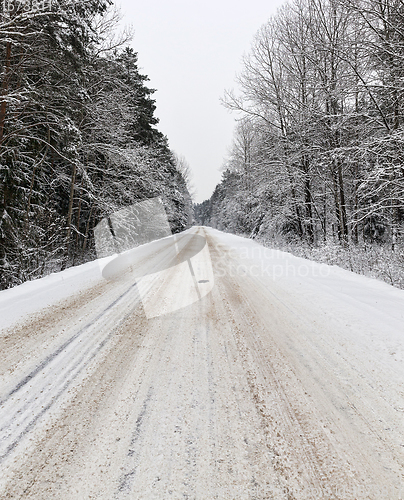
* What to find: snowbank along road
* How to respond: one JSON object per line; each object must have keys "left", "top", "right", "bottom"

{"left": 0, "top": 227, "right": 403, "bottom": 499}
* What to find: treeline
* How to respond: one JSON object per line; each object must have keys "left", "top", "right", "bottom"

{"left": 0, "top": 1, "right": 192, "bottom": 289}
{"left": 197, "top": 0, "right": 404, "bottom": 252}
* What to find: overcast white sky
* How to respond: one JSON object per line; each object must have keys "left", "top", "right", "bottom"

{"left": 117, "top": 0, "right": 286, "bottom": 202}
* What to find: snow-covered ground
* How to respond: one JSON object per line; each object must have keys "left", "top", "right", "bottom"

{"left": 0, "top": 256, "right": 103, "bottom": 330}
{"left": 211, "top": 228, "right": 404, "bottom": 361}
{"left": 0, "top": 227, "right": 403, "bottom": 499}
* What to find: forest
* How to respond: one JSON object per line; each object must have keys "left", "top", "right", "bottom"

{"left": 0, "top": 0, "right": 193, "bottom": 290}
{"left": 196, "top": 0, "right": 404, "bottom": 288}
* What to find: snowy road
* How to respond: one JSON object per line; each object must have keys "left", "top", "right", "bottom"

{"left": 0, "top": 227, "right": 404, "bottom": 499}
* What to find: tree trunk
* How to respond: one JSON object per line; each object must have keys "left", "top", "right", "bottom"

{"left": 302, "top": 155, "right": 314, "bottom": 244}
{"left": 0, "top": 42, "right": 12, "bottom": 145}
{"left": 63, "top": 163, "right": 77, "bottom": 268}
{"left": 331, "top": 165, "right": 342, "bottom": 241}
{"left": 337, "top": 160, "right": 348, "bottom": 242}
{"left": 74, "top": 174, "right": 85, "bottom": 264}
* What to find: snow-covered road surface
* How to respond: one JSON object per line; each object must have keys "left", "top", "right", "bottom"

{"left": 0, "top": 227, "right": 403, "bottom": 499}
